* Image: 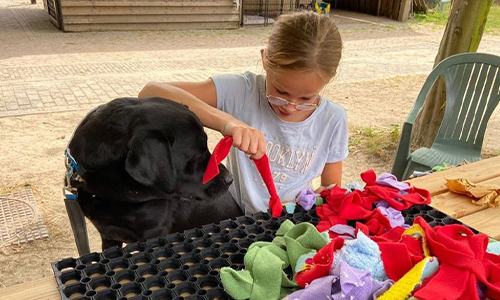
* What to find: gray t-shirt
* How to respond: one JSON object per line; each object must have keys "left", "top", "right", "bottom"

{"left": 212, "top": 71, "right": 348, "bottom": 214}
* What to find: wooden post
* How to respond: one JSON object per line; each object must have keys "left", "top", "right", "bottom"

{"left": 239, "top": 0, "right": 244, "bottom": 27}
{"left": 398, "top": 0, "right": 412, "bottom": 21}
{"left": 31, "top": 0, "right": 36, "bottom": 3}
{"left": 391, "top": 0, "right": 401, "bottom": 20}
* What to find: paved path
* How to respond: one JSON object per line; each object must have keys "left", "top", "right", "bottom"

{"left": 1, "top": 1, "right": 500, "bottom": 118}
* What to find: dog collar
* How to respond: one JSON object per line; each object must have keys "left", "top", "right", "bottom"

{"left": 64, "top": 148, "right": 85, "bottom": 200}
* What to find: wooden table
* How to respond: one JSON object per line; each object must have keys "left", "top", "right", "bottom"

{"left": 409, "top": 155, "right": 500, "bottom": 239}
{"left": 2, "top": 156, "right": 500, "bottom": 299}
{"left": 0, "top": 277, "right": 60, "bottom": 300}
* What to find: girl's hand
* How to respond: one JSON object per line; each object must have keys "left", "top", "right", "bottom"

{"left": 222, "top": 121, "right": 266, "bottom": 160}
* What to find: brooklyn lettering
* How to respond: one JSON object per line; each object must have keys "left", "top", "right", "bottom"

{"left": 266, "top": 141, "right": 315, "bottom": 174}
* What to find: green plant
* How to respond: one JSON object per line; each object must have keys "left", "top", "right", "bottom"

{"left": 485, "top": 5, "right": 500, "bottom": 34}
{"left": 412, "top": 10, "right": 449, "bottom": 25}
{"left": 349, "top": 125, "right": 401, "bottom": 163}
{"left": 410, "top": 4, "right": 500, "bottom": 36}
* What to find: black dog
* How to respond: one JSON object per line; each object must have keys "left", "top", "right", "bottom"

{"left": 67, "top": 97, "right": 243, "bottom": 250}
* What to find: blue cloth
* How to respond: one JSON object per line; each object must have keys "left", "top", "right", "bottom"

{"left": 294, "top": 251, "right": 316, "bottom": 274}
{"left": 344, "top": 181, "right": 365, "bottom": 193}
{"left": 285, "top": 202, "right": 297, "bottom": 214}
{"left": 487, "top": 241, "right": 500, "bottom": 255}
{"left": 331, "top": 231, "right": 387, "bottom": 281}
{"left": 411, "top": 170, "right": 433, "bottom": 178}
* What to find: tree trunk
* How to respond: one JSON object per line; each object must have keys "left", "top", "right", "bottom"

{"left": 412, "top": 0, "right": 492, "bottom": 148}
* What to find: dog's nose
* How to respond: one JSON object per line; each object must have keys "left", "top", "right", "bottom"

{"left": 218, "top": 165, "right": 233, "bottom": 186}
{"left": 222, "top": 171, "right": 233, "bottom": 186}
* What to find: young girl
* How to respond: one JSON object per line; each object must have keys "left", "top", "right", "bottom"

{"left": 139, "top": 12, "right": 348, "bottom": 214}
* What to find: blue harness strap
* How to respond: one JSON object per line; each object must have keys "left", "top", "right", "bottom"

{"left": 63, "top": 106, "right": 100, "bottom": 202}
{"left": 64, "top": 148, "right": 85, "bottom": 201}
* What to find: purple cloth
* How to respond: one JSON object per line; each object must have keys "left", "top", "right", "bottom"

{"left": 376, "top": 201, "right": 409, "bottom": 228}
{"left": 329, "top": 224, "right": 356, "bottom": 240}
{"left": 478, "top": 281, "right": 487, "bottom": 300}
{"left": 282, "top": 275, "right": 341, "bottom": 300}
{"left": 331, "top": 262, "right": 393, "bottom": 300}
{"left": 375, "top": 204, "right": 406, "bottom": 228}
{"left": 376, "top": 173, "right": 410, "bottom": 191}
{"left": 296, "top": 189, "right": 318, "bottom": 211}
{"left": 283, "top": 262, "right": 393, "bottom": 300}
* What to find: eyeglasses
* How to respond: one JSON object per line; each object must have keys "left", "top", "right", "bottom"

{"left": 265, "top": 81, "right": 321, "bottom": 111}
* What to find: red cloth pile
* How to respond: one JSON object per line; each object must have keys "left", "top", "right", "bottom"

{"left": 315, "top": 170, "right": 500, "bottom": 299}
{"left": 316, "top": 170, "right": 431, "bottom": 237}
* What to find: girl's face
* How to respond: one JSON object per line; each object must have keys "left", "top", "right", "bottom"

{"left": 265, "top": 69, "right": 327, "bottom": 122}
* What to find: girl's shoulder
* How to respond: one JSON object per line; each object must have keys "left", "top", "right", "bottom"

{"left": 319, "top": 97, "right": 347, "bottom": 119}
{"left": 242, "top": 71, "right": 265, "bottom": 88}
{"left": 221, "top": 71, "right": 264, "bottom": 93}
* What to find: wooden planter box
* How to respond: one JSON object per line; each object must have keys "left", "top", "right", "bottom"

{"left": 47, "top": 0, "right": 241, "bottom": 32}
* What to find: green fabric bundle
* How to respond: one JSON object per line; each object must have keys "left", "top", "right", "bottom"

{"left": 220, "top": 220, "right": 328, "bottom": 300}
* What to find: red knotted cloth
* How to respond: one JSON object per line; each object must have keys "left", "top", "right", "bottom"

{"left": 202, "top": 136, "right": 283, "bottom": 217}
{"left": 295, "top": 237, "right": 345, "bottom": 288}
{"left": 410, "top": 216, "right": 500, "bottom": 300}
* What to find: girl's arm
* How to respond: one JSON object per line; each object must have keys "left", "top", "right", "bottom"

{"left": 315, "top": 161, "right": 343, "bottom": 193}
{"left": 139, "top": 80, "right": 266, "bottom": 159}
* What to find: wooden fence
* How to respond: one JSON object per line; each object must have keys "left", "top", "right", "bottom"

{"left": 242, "top": 0, "right": 412, "bottom": 22}
{"left": 243, "top": 0, "right": 310, "bottom": 17}
{"left": 335, "top": 0, "right": 411, "bottom": 21}
{"left": 52, "top": 0, "right": 241, "bottom": 32}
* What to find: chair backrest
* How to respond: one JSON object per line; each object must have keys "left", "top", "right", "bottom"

{"left": 411, "top": 53, "right": 500, "bottom": 151}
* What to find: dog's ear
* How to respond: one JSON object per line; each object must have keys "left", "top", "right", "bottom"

{"left": 125, "top": 130, "right": 177, "bottom": 191}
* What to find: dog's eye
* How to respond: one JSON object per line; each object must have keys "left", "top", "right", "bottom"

{"left": 184, "top": 159, "right": 196, "bottom": 174}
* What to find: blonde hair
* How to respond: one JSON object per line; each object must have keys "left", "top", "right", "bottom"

{"left": 264, "top": 12, "right": 342, "bottom": 82}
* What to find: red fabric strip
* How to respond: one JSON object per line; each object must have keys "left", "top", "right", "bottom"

{"left": 203, "top": 136, "right": 283, "bottom": 217}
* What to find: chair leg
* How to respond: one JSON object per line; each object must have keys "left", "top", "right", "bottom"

{"left": 64, "top": 198, "right": 91, "bottom": 256}
{"left": 402, "top": 160, "right": 431, "bottom": 180}
{"left": 391, "top": 159, "right": 408, "bottom": 181}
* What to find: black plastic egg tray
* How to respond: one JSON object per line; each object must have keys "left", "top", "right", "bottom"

{"left": 52, "top": 204, "right": 478, "bottom": 300}
{"left": 402, "top": 204, "right": 479, "bottom": 234}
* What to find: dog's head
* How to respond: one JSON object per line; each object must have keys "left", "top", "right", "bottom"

{"left": 122, "top": 98, "right": 233, "bottom": 201}
{"left": 69, "top": 97, "right": 232, "bottom": 202}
